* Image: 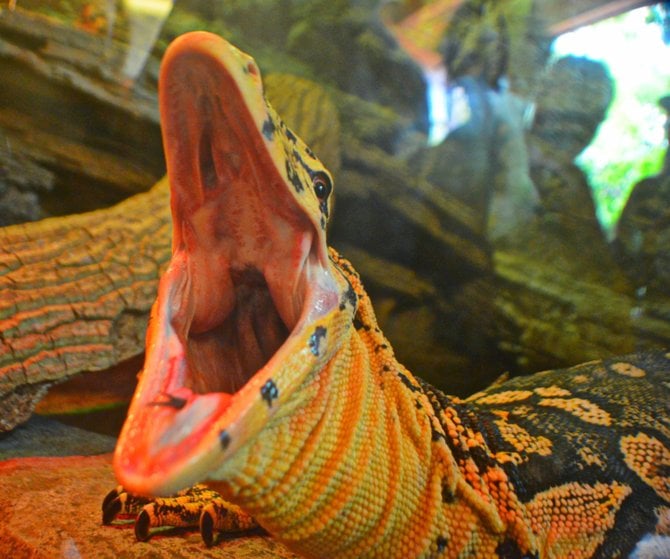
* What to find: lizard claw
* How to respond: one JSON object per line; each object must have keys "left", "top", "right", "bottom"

{"left": 102, "top": 483, "right": 260, "bottom": 545}
{"left": 101, "top": 485, "right": 151, "bottom": 526}
{"left": 134, "top": 509, "right": 152, "bottom": 542}
{"left": 101, "top": 487, "right": 121, "bottom": 524}
{"left": 199, "top": 508, "right": 216, "bottom": 547}
{"left": 101, "top": 493, "right": 123, "bottom": 525}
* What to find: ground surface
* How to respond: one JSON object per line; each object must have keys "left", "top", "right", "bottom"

{"left": 0, "top": 418, "right": 297, "bottom": 558}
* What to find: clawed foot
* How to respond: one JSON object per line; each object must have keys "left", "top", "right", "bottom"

{"left": 102, "top": 484, "right": 258, "bottom": 546}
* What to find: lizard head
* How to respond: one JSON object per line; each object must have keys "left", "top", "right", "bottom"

{"left": 113, "top": 32, "right": 355, "bottom": 496}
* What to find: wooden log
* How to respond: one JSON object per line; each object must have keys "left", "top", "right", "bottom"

{"left": 0, "top": 179, "right": 171, "bottom": 431}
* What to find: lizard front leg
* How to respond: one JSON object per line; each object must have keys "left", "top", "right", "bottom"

{"left": 102, "top": 484, "right": 258, "bottom": 545}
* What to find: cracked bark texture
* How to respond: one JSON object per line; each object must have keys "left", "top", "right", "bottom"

{"left": 0, "top": 179, "right": 171, "bottom": 430}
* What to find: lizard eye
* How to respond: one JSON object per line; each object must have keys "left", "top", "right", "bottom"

{"left": 313, "top": 172, "right": 332, "bottom": 201}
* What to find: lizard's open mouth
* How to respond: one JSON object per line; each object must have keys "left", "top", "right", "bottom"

{"left": 160, "top": 58, "right": 318, "bottom": 400}
{"left": 113, "top": 32, "right": 340, "bottom": 495}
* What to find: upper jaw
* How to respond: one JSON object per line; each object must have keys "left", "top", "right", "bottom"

{"left": 113, "top": 32, "right": 340, "bottom": 495}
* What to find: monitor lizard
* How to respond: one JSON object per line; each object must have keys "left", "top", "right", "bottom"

{"left": 103, "top": 31, "right": 670, "bottom": 559}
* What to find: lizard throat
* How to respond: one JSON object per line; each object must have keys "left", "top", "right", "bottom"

{"left": 185, "top": 267, "right": 290, "bottom": 396}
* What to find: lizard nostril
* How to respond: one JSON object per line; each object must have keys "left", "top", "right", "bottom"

{"left": 247, "top": 62, "right": 258, "bottom": 76}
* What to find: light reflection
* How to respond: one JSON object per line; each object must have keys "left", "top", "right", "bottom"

{"left": 120, "top": 0, "right": 174, "bottom": 84}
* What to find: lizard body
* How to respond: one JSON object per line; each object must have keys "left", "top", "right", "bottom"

{"left": 108, "top": 32, "right": 670, "bottom": 558}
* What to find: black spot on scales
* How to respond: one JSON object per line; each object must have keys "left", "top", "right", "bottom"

{"left": 346, "top": 284, "right": 357, "bottom": 306}
{"left": 470, "top": 445, "right": 497, "bottom": 470}
{"left": 220, "top": 430, "right": 231, "bottom": 450}
{"left": 442, "top": 479, "right": 455, "bottom": 503}
{"left": 285, "top": 128, "right": 297, "bottom": 144}
{"left": 436, "top": 536, "right": 448, "bottom": 553}
{"left": 432, "top": 426, "right": 446, "bottom": 443}
{"left": 309, "top": 326, "right": 327, "bottom": 356}
{"left": 297, "top": 153, "right": 329, "bottom": 191}
{"left": 495, "top": 538, "right": 538, "bottom": 559}
{"left": 262, "top": 118, "right": 275, "bottom": 140}
{"left": 397, "top": 371, "right": 420, "bottom": 392}
{"left": 339, "top": 283, "right": 356, "bottom": 311}
{"left": 261, "top": 379, "right": 279, "bottom": 407}
{"left": 333, "top": 256, "right": 354, "bottom": 275}
{"left": 285, "top": 160, "right": 304, "bottom": 193}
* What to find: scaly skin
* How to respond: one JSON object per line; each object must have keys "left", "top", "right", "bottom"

{"left": 108, "top": 32, "right": 670, "bottom": 558}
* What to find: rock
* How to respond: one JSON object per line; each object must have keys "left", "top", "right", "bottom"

{"left": 0, "top": 7, "right": 164, "bottom": 218}
{"left": 0, "top": 415, "right": 115, "bottom": 460}
{"left": 615, "top": 95, "right": 670, "bottom": 295}
{"left": 528, "top": 55, "right": 613, "bottom": 226}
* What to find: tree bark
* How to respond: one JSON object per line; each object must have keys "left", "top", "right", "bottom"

{"left": 0, "top": 180, "right": 170, "bottom": 430}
